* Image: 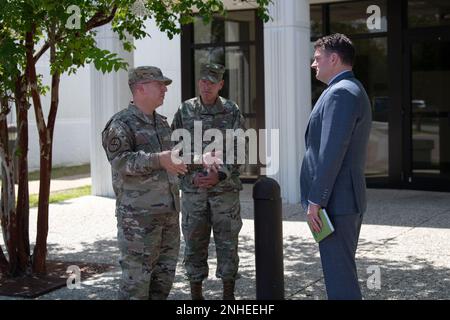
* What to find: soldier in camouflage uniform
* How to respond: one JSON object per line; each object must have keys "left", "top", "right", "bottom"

{"left": 102, "top": 66, "right": 187, "bottom": 300}
{"left": 171, "top": 63, "right": 245, "bottom": 300}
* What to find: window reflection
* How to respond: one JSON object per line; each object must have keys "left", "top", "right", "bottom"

{"left": 353, "top": 38, "right": 389, "bottom": 177}
{"left": 194, "top": 11, "right": 255, "bottom": 44}
{"left": 411, "top": 41, "right": 450, "bottom": 177}
{"left": 225, "top": 46, "right": 256, "bottom": 115}
{"left": 330, "top": 0, "right": 387, "bottom": 34}
{"left": 408, "top": 0, "right": 450, "bottom": 28}
{"left": 310, "top": 5, "right": 323, "bottom": 38}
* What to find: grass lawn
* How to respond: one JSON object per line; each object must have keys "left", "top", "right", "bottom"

{"left": 29, "top": 185, "right": 91, "bottom": 208}
{"left": 28, "top": 164, "right": 90, "bottom": 181}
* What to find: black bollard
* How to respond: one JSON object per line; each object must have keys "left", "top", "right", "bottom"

{"left": 253, "top": 177, "right": 284, "bottom": 300}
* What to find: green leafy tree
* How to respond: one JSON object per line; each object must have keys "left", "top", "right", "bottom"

{"left": 0, "top": 0, "right": 271, "bottom": 276}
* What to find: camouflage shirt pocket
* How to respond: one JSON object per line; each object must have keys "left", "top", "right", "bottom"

{"left": 135, "top": 130, "right": 160, "bottom": 153}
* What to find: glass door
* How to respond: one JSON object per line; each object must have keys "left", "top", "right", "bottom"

{"left": 407, "top": 37, "right": 450, "bottom": 188}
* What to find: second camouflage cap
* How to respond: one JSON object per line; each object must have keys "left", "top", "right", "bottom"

{"left": 128, "top": 66, "right": 172, "bottom": 86}
{"left": 199, "top": 63, "right": 225, "bottom": 83}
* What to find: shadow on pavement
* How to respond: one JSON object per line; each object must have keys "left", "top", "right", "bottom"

{"left": 40, "top": 228, "right": 450, "bottom": 300}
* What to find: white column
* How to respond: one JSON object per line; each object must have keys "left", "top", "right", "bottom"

{"left": 90, "top": 24, "right": 133, "bottom": 197}
{"left": 263, "top": 0, "right": 312, "bottom": 204}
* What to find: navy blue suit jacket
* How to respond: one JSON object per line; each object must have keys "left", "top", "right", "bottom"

{"left": 300, "top": 71, "right": 372, "bottom": 216}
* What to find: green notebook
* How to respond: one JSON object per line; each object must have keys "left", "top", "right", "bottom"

{"left": 308, "top": 208, "right": 335, "bottom": 243}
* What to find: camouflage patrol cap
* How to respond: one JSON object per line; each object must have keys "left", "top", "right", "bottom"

{"left": 199, "top": 63, "right": 225, "bottom": 83}
{"left": 128, "top": 66, "right": 172, "bottom": 87}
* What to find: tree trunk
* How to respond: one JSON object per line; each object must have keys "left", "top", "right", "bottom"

{"left": 25, "top": 26, "right": 48, "bottom": 274}
{"left": 0, "top": 115, "right": 18, "bottom": 276}
{"left": 14, "top": 76, "right": 31, "bottom": 273}
{"left": 30, "top": 35, "right": 60, "bottom": 274}
{"left": 0, "top": 244, "right": 8, "bottom": 274}
{"left": 32, "top": 142, "right": 51, "bottom": 274}
{"left": 0, "top": 96, "right": 10, "bottom": 274}
{"left": 0, "top": 75, "right": 32, "bottom": 277}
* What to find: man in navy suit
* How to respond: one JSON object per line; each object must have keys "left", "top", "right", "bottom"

{"left": 300, "top": 33, "right": 372, "bottom": 300}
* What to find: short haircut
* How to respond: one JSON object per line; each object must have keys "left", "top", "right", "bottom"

{"left": 314, "top": 33, "right": 355, "bottom": 66}
{"left": 129, "top": 83, "right": 139, "bottom": 95}
{"left": 129, "top": 81, "right": 147, "bottom": 95}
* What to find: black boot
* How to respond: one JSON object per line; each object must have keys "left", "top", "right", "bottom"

{"left": 222, "top": 280, "right": 235, "bottom": 300}
{"left": 190, "top": 281, "right": 205, "bottom": 300}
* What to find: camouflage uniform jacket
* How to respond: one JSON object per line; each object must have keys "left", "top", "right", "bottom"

{"left": 171, "top": 96, "right": 246, "bottom": 193}
{"left": 102, "top": 103, "right": 180, "bottom": 215}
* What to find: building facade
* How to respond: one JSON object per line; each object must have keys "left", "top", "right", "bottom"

{"left": 87, "top": 0, "right": 450, "bottom": 203}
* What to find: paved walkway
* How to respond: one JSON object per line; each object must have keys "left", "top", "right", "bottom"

{"left": 1, "top": 184, "right": 449, "bottom": 300}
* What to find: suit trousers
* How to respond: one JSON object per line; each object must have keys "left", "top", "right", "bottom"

{"left": 318, "top": 213, "right": 363, "bottom": 300}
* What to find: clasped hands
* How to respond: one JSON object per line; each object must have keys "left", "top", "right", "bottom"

{"left": 158, "top": 150, "right": 224, "bottom": 190}
{"left": 193, "top": 151, "right": 224, "bottom": 189}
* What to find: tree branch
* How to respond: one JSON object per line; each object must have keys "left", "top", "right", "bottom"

{"left": 26, "top": 25, "right": 47, "bottom": 142}
{"left": 85, "top": 6, "right": 118, "bottom": 30}
{"left": 47, "top": 27, "right": 59, "bottom": 138}
{"left": 33, "top": 6, "right": 118, "bottom": 64}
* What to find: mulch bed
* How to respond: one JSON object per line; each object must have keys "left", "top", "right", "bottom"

{"left": 0, "top": 260, "right": 116, "bottom": 298}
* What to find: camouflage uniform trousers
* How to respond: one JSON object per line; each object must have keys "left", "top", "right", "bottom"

{"left": 117, "top": 209, "right": 180, "bottom": 300}
{"left": 181, "top": 190, "right": 242, "bottom": 282}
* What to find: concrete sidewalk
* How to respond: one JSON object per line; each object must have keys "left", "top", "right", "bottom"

{"left": 1, "top": 184, "right": 449, "bottom": 300}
